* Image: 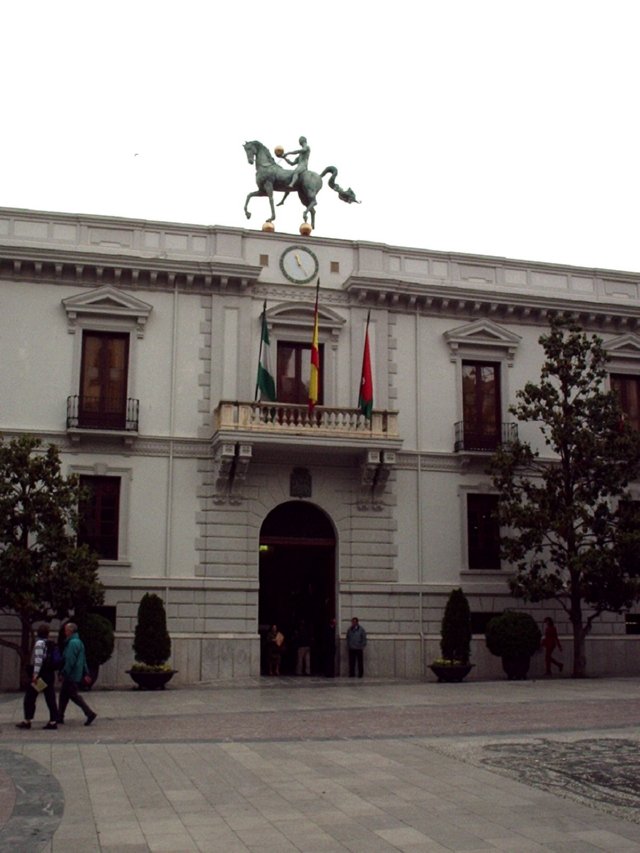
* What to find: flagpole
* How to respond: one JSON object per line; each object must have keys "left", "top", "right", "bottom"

{"left": 254, "top": 300, "right": 267, "bottom": 402}
{"left": 308, "top": 279, "right": 320, "bottom": 413}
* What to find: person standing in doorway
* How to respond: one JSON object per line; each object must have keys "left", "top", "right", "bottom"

{"left": 541, "top": 617, "right": 563, "bottom": 676}
{"left": 294, "top": 620, "right": 312, "bottom": 676}
{"left": 322, "top": 618, "right": 337, "bottom": 677}
{"left": 58, "top": 623, "right": 97, "bottom": 726}
{"left": 346, "top": 617, "right": 367, "bottom": 678}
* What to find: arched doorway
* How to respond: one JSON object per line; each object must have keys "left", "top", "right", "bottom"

{"left": 259, "top": 501, "right": 336, "bottom": 675}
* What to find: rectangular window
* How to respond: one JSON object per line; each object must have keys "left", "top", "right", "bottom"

{"left": 79, "top": 331, "right": 129, "bottom": 429}
{"left": 79, "top": 476, "right": 120, "bottom": 560}
{"left": 611, "top": 374, "right": 640, "bottom": 430}
{"left": 277, "top": 341, "right": 323, "bottom": 404}
{"left": 467, "top": 494, "right": 500, "bottom": 570}
{"left": 462, "top": 361, "right": 501, "bottom": 450}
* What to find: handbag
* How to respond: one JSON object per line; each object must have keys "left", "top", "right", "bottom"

{"left": 34, "top": 677, "right": 47, "bottom": 693}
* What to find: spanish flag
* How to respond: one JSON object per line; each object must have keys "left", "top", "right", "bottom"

{"left": 309, "top": 279, "right": 320, "bottom": 412}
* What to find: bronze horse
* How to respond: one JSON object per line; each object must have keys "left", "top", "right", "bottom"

{"left": 243, "top": 140, "right": 358, "bottom": 230}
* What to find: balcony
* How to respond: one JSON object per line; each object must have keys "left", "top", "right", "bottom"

{"left": 212, "top": 401, "right": 401, "bottom": 455}
{"left": 454, "top": 421, "right": 518, "bottom": 453}
{"left": 66, "top": 395, "right": 139, "bottom": 444}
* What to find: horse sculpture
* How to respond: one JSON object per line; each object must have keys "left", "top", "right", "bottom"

{"left": 243, "top": 140, "right": 359, "bottom": 231}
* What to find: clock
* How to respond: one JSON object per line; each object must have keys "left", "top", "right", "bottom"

{"left": 280, "top": 245, "right": 319, "bottom": 284}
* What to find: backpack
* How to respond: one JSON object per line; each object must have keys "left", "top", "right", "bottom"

{"left": 49, "top": 642, "right": 63, "bottom": 671}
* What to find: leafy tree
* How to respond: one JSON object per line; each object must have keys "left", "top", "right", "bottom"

{"left": 490, "top": 319, "right": 640, "bottom": 677}
{"left": 0, "top": 436, "right": 104, "bottom": 686}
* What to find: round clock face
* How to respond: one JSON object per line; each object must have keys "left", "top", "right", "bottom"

{"left": 280, "top": 245, "right": 319, "bottom": 284}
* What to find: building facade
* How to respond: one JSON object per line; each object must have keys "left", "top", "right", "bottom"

{"left": 1, "top": 207, "right": 639, "bottom": 686}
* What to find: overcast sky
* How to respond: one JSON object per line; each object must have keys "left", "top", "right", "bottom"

{"left": 3, "top": 1, "right": 639, "bottom": 272}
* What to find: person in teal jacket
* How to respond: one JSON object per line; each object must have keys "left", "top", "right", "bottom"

{"left": 58, "top": 622, "right": 96, "bottom": 726}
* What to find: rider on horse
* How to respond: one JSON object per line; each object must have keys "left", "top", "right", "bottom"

{"left": 282, "top": 136, "right": 310, "bottom": 189}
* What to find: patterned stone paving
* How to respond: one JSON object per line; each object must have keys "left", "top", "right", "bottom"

{"left": 480, "top": 737, "right": 640, "bottom": 824}
{"left": 0, "top": 749, "right": 63, "bottom": 852}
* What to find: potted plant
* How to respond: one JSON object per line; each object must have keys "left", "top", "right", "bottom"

{"left": 429, "top": 588, "right": 474, "bottom": 682}
{"left": 127, "top": 593, "right": 176, "bottom": 689}
{"left": 485, "top": 610, "right": 541, "bottom": 680}
{"left": 77, "top": 612, "right": 115, "bottom": 689}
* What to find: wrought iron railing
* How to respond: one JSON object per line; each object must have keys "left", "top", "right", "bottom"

{"left": 66, "top": 396, "right": 139, "bottom": 432}
{"left": 454, "top": 421, "right": 518, "bottom": 452}
{"left": 214, "top": 401, "right": 398, "bottom": 439}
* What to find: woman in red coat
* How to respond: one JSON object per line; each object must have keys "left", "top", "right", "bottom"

{"left": 542, "top": 617, "right": 563, "bottom": 675}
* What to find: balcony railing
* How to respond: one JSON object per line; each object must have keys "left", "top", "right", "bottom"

{"left": 66, "top": 395, "right": 139, "bottom": 432}
{"left": 214, "top": 401, "right": 398, "bottom": 440}
{"left": 454, "top": 421, "right": 518, "bottom": 452}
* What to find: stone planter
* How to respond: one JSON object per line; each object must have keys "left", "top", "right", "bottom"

{"left": 429, "top": 663, "right": 474, "bottom": 683}
{"left": 501, "top": 655, "right": 531, "bottom": 680}
{"left": 126, "top": 669, "right": 177, "bottom": 690}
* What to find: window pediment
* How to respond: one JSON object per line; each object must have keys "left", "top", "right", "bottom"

{"left": 62, "top": 286, "right": 153, "bottom": 337}
{"left": 444, "top": 319, "right": 521, "bottom": 365}
{"left": 604, "top": 333, "right": 640, "bottom": 365}
{"left": 265, "top": 301, "right": 345, "bottom": 341}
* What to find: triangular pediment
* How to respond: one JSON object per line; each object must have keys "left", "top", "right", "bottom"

{"left": 62, "top": 286, "right": 153, "bottom": 336}
{"left": 604, "top": 333, "right": 640, "bottom": 358}
{"left": 444, "top": 318, "right": 521, "bottom": 365}
{"left": 266, "top": 301, "right": 345, "bottom": 340}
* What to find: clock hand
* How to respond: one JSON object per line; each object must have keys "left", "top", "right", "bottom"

{"left": 295, "top": 253, "right": 304, "bottom": 270}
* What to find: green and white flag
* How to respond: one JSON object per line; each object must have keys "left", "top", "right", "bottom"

{"left": 255, "top": 302, "right": 276, "bottom": 401}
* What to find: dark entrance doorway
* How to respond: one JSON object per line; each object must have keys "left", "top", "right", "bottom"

{"left": 259, "top": 501, "right": 336, "bottom": 676}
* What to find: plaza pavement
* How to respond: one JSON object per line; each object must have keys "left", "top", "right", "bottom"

{"left": 0, "top": 675, "right": 640, "bottom": 852}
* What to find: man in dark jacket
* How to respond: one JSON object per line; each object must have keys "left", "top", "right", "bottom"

{"left": 58, "top": 623, "right": 97, "bottom": 726}
{"left": 346, "top": 617, "right": 367, "bottom": 678}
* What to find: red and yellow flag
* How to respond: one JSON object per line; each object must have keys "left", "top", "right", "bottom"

{"left": 309, "top": 280, "right": 320, "bottom": 411}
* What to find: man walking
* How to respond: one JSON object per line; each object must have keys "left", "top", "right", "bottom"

{"left": 58, "top": 622, "right": 97, "bottom": 726}
{"left": 346, "top": 617, "right": 367, "bottom": 678}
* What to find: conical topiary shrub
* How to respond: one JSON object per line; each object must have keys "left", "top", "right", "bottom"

{"left": 132, "top": 593, "right": 171, "bottom": 668}
{"left": 429, "top": 588, "right": 474, "bottom": 682}
{"left": 440, "top": 587, "right": 471, "bottom": 664}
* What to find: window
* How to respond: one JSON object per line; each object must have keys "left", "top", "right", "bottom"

{"left": 618, "top": 499, "right": 640, "bottom": 577}
{"left": 277, "top": 341, "right": 324, "bottom": 404}
{"left": 611, "top": 374, "right": 640, "bottom": 431}
{"left": 467, "top": 494, "right": 500, "bottom": 570}
{"left": 79, "top": 476, "right": 120, "bottom": 560}
{"left": 462, "top": 361, "right": 501, "bottom": 450}
{"left": 79, "top": 331, "right": 130, "bottom": 429}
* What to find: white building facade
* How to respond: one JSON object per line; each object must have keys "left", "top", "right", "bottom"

{"left": 1, "top": 207, "right": 639, "bottom": 686}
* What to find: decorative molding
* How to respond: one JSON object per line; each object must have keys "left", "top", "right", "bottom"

{"left": 444, "top": 318, "right": 522, "bottom": 366}
{"left": 62, "top": 285, "right": 153, "bottom": 337}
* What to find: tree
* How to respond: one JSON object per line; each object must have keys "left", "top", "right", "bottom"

{"left": 133, "top": 593, "right": 171, "bottom": 667}
{"left": 0, "top": 436, "right": 104, "bottom": 686}
{"left": 490, "top": 318, "right": 640, "bottom": 678}
{"left": 440, "top": 587, "right": 472, "bottom": 664}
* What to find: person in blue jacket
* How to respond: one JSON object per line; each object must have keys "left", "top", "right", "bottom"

{"left": 58, "top": 622, "right": 96, "bottom": 726}
{"left": 346, "top": 617, "right": 367, "bottom": 678}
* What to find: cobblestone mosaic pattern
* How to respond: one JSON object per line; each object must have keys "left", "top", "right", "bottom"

{"left": 0, "top": 748, "right": 63, "bottom": 852}
{"left": 480, "top": 737, "right": 640, "bottom": 825}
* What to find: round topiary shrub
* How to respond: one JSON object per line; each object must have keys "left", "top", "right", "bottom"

{"left": 440, "top": 588, "right": 471, "bottom": 664}
{"left": 133, "top": 593, "right": 171, "bottom": 667}
{"left": 78, "top": 613, "right": 115, "bottom": 670}
{"left": 485, "top": 611, "right": 541, "bottom": 658}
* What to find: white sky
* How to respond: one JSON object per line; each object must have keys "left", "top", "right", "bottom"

{"left": 3, "top": 1, "right": 639, "bottom": 272}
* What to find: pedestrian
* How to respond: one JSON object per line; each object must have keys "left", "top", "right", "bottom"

{"left": 266, "top": 624, "right": 284, "bottom": 676}
{"left": 542, "top": 616, "right": 563, "bottom": 675}
{"left": 15, "top": 624, "right": 59, "bottom": 730}
{"left": 322, "top": 617, "right": 337, "bottom": 677}
{"left": 346, "top": 616, "right": 367, "bottom": 678}
{"left": 58, "top": 622, "right": 97, "bottom": 726}
{"left": 294, "top": 619, "right": 312, "bottom": 675}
